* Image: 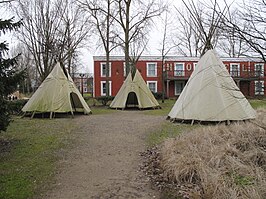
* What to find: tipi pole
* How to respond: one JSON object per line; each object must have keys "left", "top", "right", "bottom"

{"left": 50, "top": 112, "right": 53, "bottom": 119}
{"left": 31, "top": 111, "right": 36, "bottom": 119}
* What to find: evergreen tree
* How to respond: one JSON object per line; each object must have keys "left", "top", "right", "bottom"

{"left": 0, "top": 17, "right": 24, "bottom": 132}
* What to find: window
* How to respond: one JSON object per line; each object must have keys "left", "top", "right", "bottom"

{"left": 147, "top": 81, "right": 157, "bottom": 93}
{"left": 146, "top": 63, "right": 157, "bottom": 77}
{"left": 230, "top": 63, "right": 240, "bottom": 77}
{"left": 174, "top": 63, "right": 185, "bottom": 76}
{"left": 255, "top": 81, "right": 264, "bottom": 95}
{"left": 175, "top": 81, "right": 185, "bottom": 95}
{"left": 100, "top": 81, "right": 112, "bottom": 96}
{"left": 100, "top": 62, "right": 111, "bottom": 77}
{"left": 255, "top": 63, "right": 264, "bottom": 77}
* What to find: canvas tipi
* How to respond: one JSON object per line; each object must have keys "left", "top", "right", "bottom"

{"left": 110, "top": 70, "right": 160, "bottom": 109}
{"left": 168, "top": 50, "right": 256, "bottom": 122}
{"left": 22, "top": 62, "right": 91, "bottom": 118}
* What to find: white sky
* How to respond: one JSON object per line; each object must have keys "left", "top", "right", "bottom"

{"left": 1, "top": 0, "right": 239, "bottom": 74}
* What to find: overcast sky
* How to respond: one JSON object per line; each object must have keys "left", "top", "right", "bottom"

{"left": 1, "top": 0, "right": 238, "bottom": 74}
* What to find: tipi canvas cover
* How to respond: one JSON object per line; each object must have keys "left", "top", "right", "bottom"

{"left": 22, "top": 62, "right": 91, "bottom": 117}
{"left": 110, "top": 70, "right": 160, "bottom": 109}
{"left": 168, "top": 50, "right": 256, "bottom": 122}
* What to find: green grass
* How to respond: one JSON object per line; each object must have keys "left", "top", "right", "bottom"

{"left": 144, "top": 99, "right": 176, "bottom": 116}
{"left": 249, "top": 99, "right": 266, "bottom": 109}
{"left": 147, "top": 121, "right": 198, "bottom": 146}
{"left": 90, "top": 106, "right": 117, "bottom": 115}
{"left": 0, "top": 117, "right": 76, "bottom": 199}
{"left": 83, "top": 93, "right": 92, "bottom": 98}
{"left": 230, "top": 172, "right": 254, "bottom": 186}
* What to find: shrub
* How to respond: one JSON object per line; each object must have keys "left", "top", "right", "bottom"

{"left": 152, "top": 92, "right": 163, "bottom": 100}
{"left": 95, "top": 96, "right": 114, "bottom": 106}
{"left": 7, "top": 99, "right": 28, "bottom": 115}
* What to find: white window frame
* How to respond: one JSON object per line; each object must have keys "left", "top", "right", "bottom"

{"left": 230, "top": 63, "right": 240, "bottom": 77}
{"left": 174, "top": 63, "right": 185, "bottom": 76}
{"left": 100, "top": 81, "right": 112, "bottom": 96}
{"left": 193, "top": 63, "right": 197, "bottom": 71}
{"left": 123, "top": 62, "right": 126, "bottom": 77}
{"left": 100, "top": 62, "right": 112, "bottom": 77}
{"left": 174, "top": 81, "right": 185, "bottom": 95}
{"left": 147, "top": 81, "right": 157, "bottom": 93}
{"left": 255, "top": 63, "right": 264, "bottom": 77}
{"left": 146, "top": 62, "right": 157, "bottom": 77}
{"left": 255, "top": 80, "right": 264, "bottom": 95}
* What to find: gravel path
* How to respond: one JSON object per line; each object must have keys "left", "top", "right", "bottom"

{"left": 44, "top": 111, "right": 165, "bottom": 199}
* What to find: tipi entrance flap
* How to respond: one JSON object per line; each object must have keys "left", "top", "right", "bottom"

{"left": 70, "top": 92, "right": 83, "bottom": 110}
{"left": 126, "top": 92, "right": 139, "bottom": 108}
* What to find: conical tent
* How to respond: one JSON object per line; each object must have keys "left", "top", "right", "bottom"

{"left": 22, "top": 62, "right": 91, "bottom": 118}
{"left": 110, "top": 70, "right": 160, "bottom": 109}
{"left": 168, "top": 50, "right": 256, "bottom": 122}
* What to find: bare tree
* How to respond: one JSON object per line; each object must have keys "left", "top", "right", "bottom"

{"left": 174, "top": 0, "right": 227, "bottom": 57}
{"left": 113, "top": 0, "right": 166, "bottom": 75}
{"left": 11, "top": 43, "right": 36, "bottom": 93}
{"left": 14, "top": 0, "right": 90, "bottom": 82}
{"left": 57, "top": 1, "right": 91, "bottom": 75}
{"left": 0, "top": 0, "right": 14, "bottom": 3}
{"left": 174, "top": 5, "right": 204, "bottom": 57}
{"left": 221, "top": 0, "right": 266, "bottom": 61}
{"left": 157, "top": 11, "right": 179, "bottom": 102}
{"left": 77, "top": 0, "right": 118, "bottom": 96}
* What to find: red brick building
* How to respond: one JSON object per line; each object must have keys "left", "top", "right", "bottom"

{"left": 93, "top": 56, "right": 265, "bottom": 98}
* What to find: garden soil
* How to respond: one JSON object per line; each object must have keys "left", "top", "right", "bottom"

{"left": 42, "top": 110, "right": 165, "bottom": 199}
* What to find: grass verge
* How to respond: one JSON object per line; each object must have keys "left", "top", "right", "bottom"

{"left": 144, "top": 99, "right": 175, "bottom": 116}
{"left": 249, "top": 98, "right": 266, "bottom": 109}
{"left": 90, "top": 106, "right": 117, "bottom": 115}
{"left": 147, "top": 122, "right": 199, "bottom": 147}
{"left": 0, "top": 117, "right": 76, "bottom": 199}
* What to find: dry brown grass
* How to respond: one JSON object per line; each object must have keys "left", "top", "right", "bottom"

{"left": 160, "top": 109, "right": 266, "bottom": 199}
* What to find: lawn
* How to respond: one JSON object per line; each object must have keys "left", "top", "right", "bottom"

{"left": 90, "top": 106, "right": 117, "bottom": 115}
{"left": 0, "top": 117, "right": 76, "bottom": 199}
{"left": 144, "top": 99, "right": 176, "bottom": 116}
{"left": 0, "top": 97, "right": 265, "bottom": 199}
{"left": 146, "top": 122, "right": 198, "bottom": 147}
{"left": 249, "top": 98, "right": 266, "bottom": 109}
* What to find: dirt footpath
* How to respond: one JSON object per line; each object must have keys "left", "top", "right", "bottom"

{"left": 44, "top": 111, "right": 165, "bottom": 199}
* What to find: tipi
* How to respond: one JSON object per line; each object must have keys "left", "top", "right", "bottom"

{"left": 168, "top": 50, "right": 256, "bottom": 122}
{"left": 22, "top": 62, "right": 91, "bottom": 118}
{"left": 110, "top": 70, "right": 160, "bottom": 109}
